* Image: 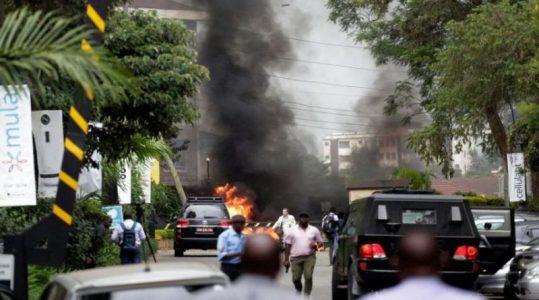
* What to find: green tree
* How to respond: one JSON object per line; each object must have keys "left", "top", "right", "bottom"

{"left": 88, "top": 10, "right": 209, "bottom": 161}
{"left": 391, "top": 167, "right": 432, "bottom": 190}
{"left": 0, "top": 8, "right": 128, "bottom": 101}
{"left": 512, "top": 102, "right": 539, "bottom": 200}
{"left": 328, "top": 1, "right": 539, "bottom": 202}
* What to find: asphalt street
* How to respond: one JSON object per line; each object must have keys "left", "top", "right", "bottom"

{"left": 157, "top": 249, "right": 332, "bottom": 300}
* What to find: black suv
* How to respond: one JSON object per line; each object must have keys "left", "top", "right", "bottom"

{"left": 332, "top": 193, "right": 514, "bottom": 299}
{"left": 174, "top": 197, "right": 231, "bottom": 257}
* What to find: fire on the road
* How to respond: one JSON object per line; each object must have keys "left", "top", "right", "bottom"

{"left": 214, "top": 183, "right": 255, "bottom": 221}
{"left": 214, "top": 183, "right": 279, "bottom": 240}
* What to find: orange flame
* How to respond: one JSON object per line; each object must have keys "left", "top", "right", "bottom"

{"left": 214, "top": 183, "right": 255, "bottom": 221}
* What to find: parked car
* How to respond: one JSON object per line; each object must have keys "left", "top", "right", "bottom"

{"left": 505, "top": 249, "right": 539, "bottom": 299}
{"left": 331, "top": 192, "right": 514, "bottom": 300}
{"left": 473, "top": 208, "right": 515, "bottom": 296}
{"left": 174, "top": 197, "right": 231, "bottom": 257}
{"left": 39, "top": 262, "right": 228, "bottom": 300}
{"left": 516, "top": 261, "right": 539, "bottom": 299}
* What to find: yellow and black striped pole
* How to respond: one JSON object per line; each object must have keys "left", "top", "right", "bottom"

{"left": 4, "top": 2, "right": 108, "bottom": 298}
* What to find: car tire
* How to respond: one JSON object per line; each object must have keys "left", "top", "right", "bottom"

{"left": 503, "top": 282, "right": 517, "bottom": 300}
{"left": 174, "top": 248, "right": 185, "bottom": 257}
{"left": 332, "top": 265, "right": 346, "bottom": 300}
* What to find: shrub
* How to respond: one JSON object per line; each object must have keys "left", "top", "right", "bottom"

{"left": 455, "top": 192, "right": 505, "bottom": 206}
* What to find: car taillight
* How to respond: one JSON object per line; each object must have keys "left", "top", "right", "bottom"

{"left": 453, "top": 245, "right": 478, "bottom": 261}
{"left": 177, "top": 218, "right": 189, "bottom": 228}
{"left": 220, "top": 219, "right": 232, "bottom": 228}
{"left": 359, "top": 243, "right": 387, "bottom": 259}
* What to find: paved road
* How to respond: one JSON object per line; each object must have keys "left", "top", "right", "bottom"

{"left": 157, "top": 249, "right": 332, "bottom": 300}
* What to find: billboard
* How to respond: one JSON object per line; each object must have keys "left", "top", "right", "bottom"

{"left": 0, "top": 86, "right": 36, "bottom": 206}
{"left": 117, "top": 162, "right": 131, "bottom": 204}
{"left": 508, "top": 153, "right": 527, "bottom": 202}
{"left": 32, "top": 110, "right": 63, "bottom": 198}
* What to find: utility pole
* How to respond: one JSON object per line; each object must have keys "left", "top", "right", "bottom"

{"left": 206, "top": 157, "right": 211, "bottom": 194}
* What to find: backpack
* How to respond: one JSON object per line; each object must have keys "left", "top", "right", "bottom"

{"left": 120, "top": 222, "right": 138, "bottom": 254}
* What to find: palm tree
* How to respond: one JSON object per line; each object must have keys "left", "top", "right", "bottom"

{"left": 0, "top": 8, "right": 129, "bottom": 100}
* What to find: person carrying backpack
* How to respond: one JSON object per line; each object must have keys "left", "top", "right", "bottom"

{"left": 111, "top": 210, "right": 146, "bottom": 264}
{"left": 321, "top": 207, "right": 339, "bottom": 264}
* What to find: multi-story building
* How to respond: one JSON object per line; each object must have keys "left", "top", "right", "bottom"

{"left": 323, "top": 131, "right": 414, "bottom": 175}
{"left": 128, "top": 0, "right": 216, "bottom": 188}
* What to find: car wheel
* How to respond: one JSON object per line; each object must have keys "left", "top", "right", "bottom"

{"left": 332, "top": 265, "right": 346, "bottom": 300}
{"left": 174, "top": 248, "right": 185, "bottom": 257}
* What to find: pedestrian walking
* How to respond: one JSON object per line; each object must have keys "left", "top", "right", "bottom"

{"left": 272, "top": 208, "right": 297, "bottom": 237}
{"left": 111, "top": 210, "right": 146, "bottom": 264}
{"left": 217, "top": 214, "right": 247, "bottom": 281}
{"left": 360, "top": 231, "right": 485, "bottom": 300}
{"left": 284, "top": 212, "right": 323, "bottom": 296}
{"left": 321, "top": 207, "right": 339, "bottom": 264}
{"left": 192, "top": 234, "right": 304, "bottom": 300}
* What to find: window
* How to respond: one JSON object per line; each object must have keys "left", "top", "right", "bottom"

{"left": 338, "top": 141, "right": 350, "bottom": 148}
{"left": 402, "top": 209, "right": 437, "bottom": 225}
{"left": 385, "top": 153, "right": 391, "bottom": 160}
{"left": 379, "top": 153, "right": 384, "bottom": 160}
{"left": 391, "top": 153, "right": 397, "bottom": 160}
{"left": 184, "top": 205, "right": 228, "bottom": 219}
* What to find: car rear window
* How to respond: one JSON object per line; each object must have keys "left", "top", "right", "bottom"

{"left": 366, "top": 201, "right": 474, "bottom": 236}
{"left": 402, "top": 209, "right": 436, "bottom": 225}
{"left": 183, "top": 205, "right": 228, "bottom": 219}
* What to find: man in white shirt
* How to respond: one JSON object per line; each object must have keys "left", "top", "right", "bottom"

{"left": 111, "top": 210, "right": 146, "bottom": 264}
{"left": 192, "top": 234, "right": 304, "bottom": 300}
{"left": 272, "top": 208, "right": 296, "bottom": 237}
{"left": 361, "top": 232, "right": 484, "bottom": 300}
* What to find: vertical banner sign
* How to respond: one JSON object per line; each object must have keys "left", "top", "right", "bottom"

{"left": 117, "top": 163, "right": 131, "bottom": 204}
{"left": 508, "top": 153, "right": 527, "bottom": 202}
{"left": 77, "top": 152, "right": 102, "bottom": 197}
{"left": 32, "top": 110, "right": 64, "bottom": 198}
{"left": 0, "top": 85, "right": 36, "bottom": 206}
{"left": 102, "top": 205, "right": 123, "bottom": 226}
{"left": 141, "top": 160, "right": 152, "bottom": 203}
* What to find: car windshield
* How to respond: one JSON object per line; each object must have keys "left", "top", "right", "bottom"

{"left": 184, "top": 205, "right": 228, "bottom": 219}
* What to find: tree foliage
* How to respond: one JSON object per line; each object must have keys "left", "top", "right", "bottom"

{"left": 327, "top": 1, "right": 537, "bottom": 181}
{"left": 88, "top": 10, "right": 209, "bottom": 161}
{"left": 391, "top": 167, "right": 432, "bottom": 190}
{"left": 0, "top": 8, "right": 129, "bottom": 102}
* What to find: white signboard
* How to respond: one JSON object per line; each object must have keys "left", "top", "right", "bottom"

{"left": 117, "top": 162, "right": 131, "bottom": 204}
{"left": 0, "top": 85, "right": 36, "bottom": 206}
{"left": 141, "top": 160, "right": 152, "bottom": 204}
{"left": 508, "top": 153, "right": 527, "bottom": 202}
{"left": 32, "top": 110, "right": 63, "bottom": 198}
{"left": 0, "top": 254, "right": 14, "bottom": 290}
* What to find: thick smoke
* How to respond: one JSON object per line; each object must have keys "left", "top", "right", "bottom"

{"left": 200, "top": 0, "right": 341, "bottom": 217}
{"left": 348, "top": 71, "right": 425, "bottom": 180}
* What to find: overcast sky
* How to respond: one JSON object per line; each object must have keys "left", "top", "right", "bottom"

{"left": 270, "top": 0, "right": 403, "bottom": 157}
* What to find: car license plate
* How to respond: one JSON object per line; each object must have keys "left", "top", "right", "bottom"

{"left": 196, "top": 227, "right": 213, "bottom": 233}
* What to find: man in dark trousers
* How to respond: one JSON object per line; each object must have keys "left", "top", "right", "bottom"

{"left": 193, "top": 234, "right": 304, "bottom": 300}
{"left": 284, "top": 212, "right": 323, "bottom": 296}
{"left": 111, "top": 210, "right": 146, "bottom": 264}
{"left": 217, "top": 215, "right": 247, "bottom": 281}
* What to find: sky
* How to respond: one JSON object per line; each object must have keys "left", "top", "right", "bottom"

{"left": 269, "top": 0, "right": 405, "bottom": 157}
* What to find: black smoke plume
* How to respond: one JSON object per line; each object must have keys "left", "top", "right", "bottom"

{"left": 200, "top": 0, "right": 345, "bottom": 217}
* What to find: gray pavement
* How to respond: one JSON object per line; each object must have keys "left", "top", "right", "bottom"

{"left": 157, "top": 249, "right": 332, "bottom": 300}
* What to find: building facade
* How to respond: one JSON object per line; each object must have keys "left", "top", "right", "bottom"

{"left": 323, "top": 131, "right": 415, "bottom": 175}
